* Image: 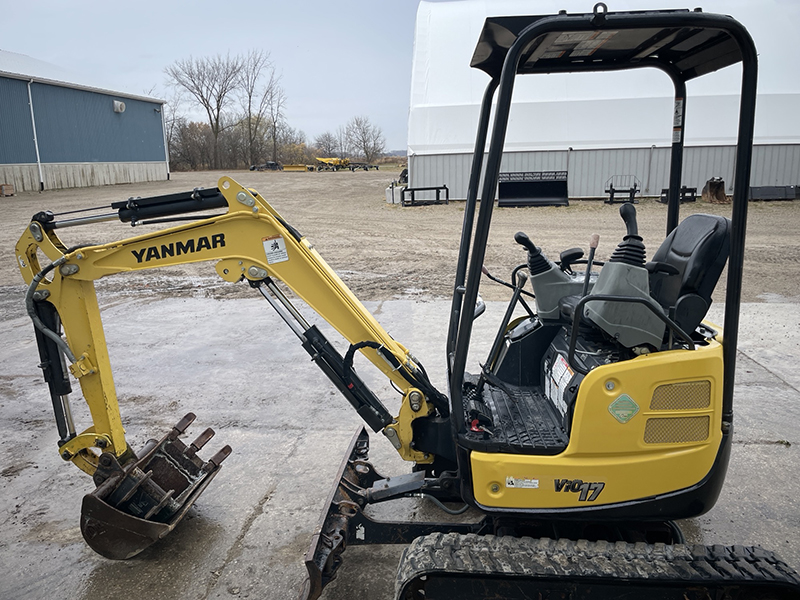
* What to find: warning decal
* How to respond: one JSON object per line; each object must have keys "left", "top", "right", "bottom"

{"left": 672, "top": 98, "right": 684, "bottom": 144}
{"left": 506, "top": 476, "right": 539, "bottom": 489}
{"left": 545, "top": 354, "right": 574, "bottom": 416}
{"left": 263, "top": 235, "right": 289, "bottom": 264}
{"left": 673, "top": 98, "right": 684, "bottom": 127}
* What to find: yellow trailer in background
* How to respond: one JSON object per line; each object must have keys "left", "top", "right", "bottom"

{"left": 316, "top": 157, "right": 379, "bottom": 171}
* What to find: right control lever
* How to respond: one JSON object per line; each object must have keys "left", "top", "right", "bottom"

{"left": 620, "top": 202, "right": 639, "bottom": 237}
{"left": 608, "top": 203, "right": 646, "bottom": 267}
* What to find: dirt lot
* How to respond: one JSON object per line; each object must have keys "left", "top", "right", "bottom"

{"left": 3, "top": 170, "right": 800, "bottom": 599}
{"left": 4, "top": 168, "right": 800, "bottom": 306}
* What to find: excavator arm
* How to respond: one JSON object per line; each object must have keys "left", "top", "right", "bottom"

{"left": 16, "top": 176, "right": 449, "bottom": 557}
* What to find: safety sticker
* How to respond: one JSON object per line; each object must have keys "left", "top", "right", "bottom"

{"left": 506, "top": 476, "right": 539, "bottom": 489}
{"left": 609, "top": 394, "right": 639, "bottom": 424}
{"left": 672, "top": 98, "right": 684, "bottom": 144}
{"left": 546, "top": 354, "right": 573, "bottom": 416}
{"left": 553, "top": 31, "right": 596, "bottom": 44}
{"left": 263, "top": 235, "right": 288, "bottom": 264}
{"left": 673, "top": 98, "right": 684, "bottom": 127}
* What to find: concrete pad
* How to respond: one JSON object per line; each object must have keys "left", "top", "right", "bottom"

{"left": 1, "top": 295, "right": 798, "bottom": 598}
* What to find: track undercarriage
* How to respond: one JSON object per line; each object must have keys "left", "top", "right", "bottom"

{"left": 302, "top": 428, "right": 800, "bottom": 600}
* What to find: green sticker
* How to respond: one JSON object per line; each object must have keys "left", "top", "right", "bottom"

{"left": 609, "top": 394, "right": 639, "bottom": 424}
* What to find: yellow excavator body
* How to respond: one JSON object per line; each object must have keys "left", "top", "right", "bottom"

{"left": 14, "top": 5, "right": 800, "bottom": 598}
{"left": 471, "top": 338, "right": 724, "bottom": 509}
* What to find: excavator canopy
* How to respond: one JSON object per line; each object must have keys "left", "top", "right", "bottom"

{"left": 448, "top": 4, "right": 757, "bottom": 438}
{"left": 470, "top": 7, "right": 745, "bottom": 80}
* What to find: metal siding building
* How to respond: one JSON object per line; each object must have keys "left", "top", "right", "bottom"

{"left": 0, "top": 50, "right": 168, "bottom": 191}
{"left": 409, "top": 143, "right": 800, "bottom": 200}
{"left": 0, "top": 77, "right": 37, "bottom": 164}
{"left": 408, "top": 1, "right": 800, "bottom": 201}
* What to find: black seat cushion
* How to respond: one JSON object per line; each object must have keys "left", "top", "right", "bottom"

{"left": 649, "top": 214, "right": 730, "bottom": 333}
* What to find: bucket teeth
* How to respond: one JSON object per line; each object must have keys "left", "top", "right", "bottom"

{"left": 187, "top": 427, "right": 215, "bottom": 457}
{"left": 207, "top": 445, "right": 233, "bottom": 469}
{"left": 170, "top": 412, "right": 196, "bottom": 438}
{"left": 81, "top": 413, "right": 231, "bottom": 559}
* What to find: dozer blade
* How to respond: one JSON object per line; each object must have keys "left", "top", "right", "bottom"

{"left": 80, "top": 413, "right": 231, "bottom": 559}
{"left": 300, "top": 427, "right": 490, "bottom": 600}
{"left": 300, "top": 427, "right": 372, "bottom": 600}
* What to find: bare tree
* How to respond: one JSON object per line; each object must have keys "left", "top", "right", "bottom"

{"left": 218, "top": 114, "right": 249, "bottom": 169}
{"left": 165, "top": 54, "right": 244, "bottom": 168}
{"left": 170, "top": 121, "right": 215, "bottom": 170}
{"left": 346, "top": 116, "right": 385, "bottom": 163}
{"left": 162, "top": 88, "right": 186, "bottom": 162}
{"left": 238, "top": 50, "right": 280, "bottom": 166}
{"left": 335, "top": 125, "right": 351, "bottom": 159}
{"left": 274, "top": 124, "right": 307, "bottom": 163}
{"left": 314, "top": 131, "right": 338, "bottom": 157}
{"left": 266, "top": 84, "right": 287, "bottom": 163}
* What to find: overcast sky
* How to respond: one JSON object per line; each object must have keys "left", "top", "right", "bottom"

{"left": 4, "top": 0, "right": 799, "bottom": 152}
{"left": 3, "top": 0, "right": 421, "bottom": 151}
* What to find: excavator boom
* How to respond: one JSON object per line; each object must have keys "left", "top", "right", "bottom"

{"left": 16, "top": 176, "right": 448, "bottom": 557}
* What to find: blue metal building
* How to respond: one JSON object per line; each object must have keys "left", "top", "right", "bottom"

{"left": 0, "top": 50, "right": 168, "bottom": 191}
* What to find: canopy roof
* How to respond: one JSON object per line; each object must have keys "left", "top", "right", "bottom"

{"left": 470, "top": 8, "right": 743, "bottom": 81}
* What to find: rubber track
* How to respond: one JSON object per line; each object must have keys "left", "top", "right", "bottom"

{"left": 396, "top": 532, "right": 800, "bottom": 599}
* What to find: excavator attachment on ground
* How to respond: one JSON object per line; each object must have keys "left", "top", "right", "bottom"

{"left": 81, "top": 413, "right": 231, "bottom": 559}
{"left": 25, "top": 248, "right": 233, "bottom": 558}
{"left": 16, "top": 177, "right": 436, "bottom": 560}
{"left": 15, "top": 4, "right": 800, "bottom": 599}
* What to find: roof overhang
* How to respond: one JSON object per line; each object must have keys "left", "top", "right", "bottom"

{"left": 0, "top": 69, "right": 165, "bottom": 104}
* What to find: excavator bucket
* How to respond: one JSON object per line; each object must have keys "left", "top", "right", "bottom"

{"left": 80, "top": 413, "right": 231, "bottom": 559}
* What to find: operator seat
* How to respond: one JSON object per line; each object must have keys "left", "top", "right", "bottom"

{"left": 647, "top": 213, "right": 731, "bottom": 335}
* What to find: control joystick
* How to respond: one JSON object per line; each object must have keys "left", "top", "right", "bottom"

{"left": 584, "top": 203, "right": 665, "bottom": 348}
{"left": 514, "top": 231, "right": 587, "bottom": 320}
{"left": 514, "top": 232, "right": 550, "bottom": 275}
{"left": 620, "top": 202, "right": 639, "bottom": 237}
{"left": 609, "top": 204, "right": 646, "bottom": 267}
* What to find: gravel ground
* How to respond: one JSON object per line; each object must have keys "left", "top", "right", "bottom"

{"left": 5, "top": 169, "right": 800, "bottom": 307}
{"left": 2, "top": 170, "right": 800, "bottom": 599}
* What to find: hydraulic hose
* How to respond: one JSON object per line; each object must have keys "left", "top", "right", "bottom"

{"left": 25, "top": 256, "right": 77, "bottom": 364}
{"left": 343, "top": 341, "right": 450, "bottom": 417}
{"left": 417, "top": 492, "right": 470, "bottom": 515}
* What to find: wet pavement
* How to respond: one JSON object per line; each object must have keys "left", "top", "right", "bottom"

{"left": 1, "top": 292, "right": 798, "bottom": 599}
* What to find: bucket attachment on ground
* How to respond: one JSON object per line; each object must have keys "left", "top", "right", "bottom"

{"left": 80, "top": 413, "right": 231, "bottom": 559}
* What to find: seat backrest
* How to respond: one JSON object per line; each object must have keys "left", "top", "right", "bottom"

{"left": 649, "top": 213, "right": 731, "bottom": 334}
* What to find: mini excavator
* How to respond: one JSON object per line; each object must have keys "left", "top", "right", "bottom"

{"left": 15, "top": 5, "right": 800, "bottom": 599}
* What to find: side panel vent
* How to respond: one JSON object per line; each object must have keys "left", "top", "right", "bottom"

{"left": 650, "top": 380, "right": 711, "bottom": 410}
{"left": 644, "top": 416, "right": 710, "bottom": 444}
